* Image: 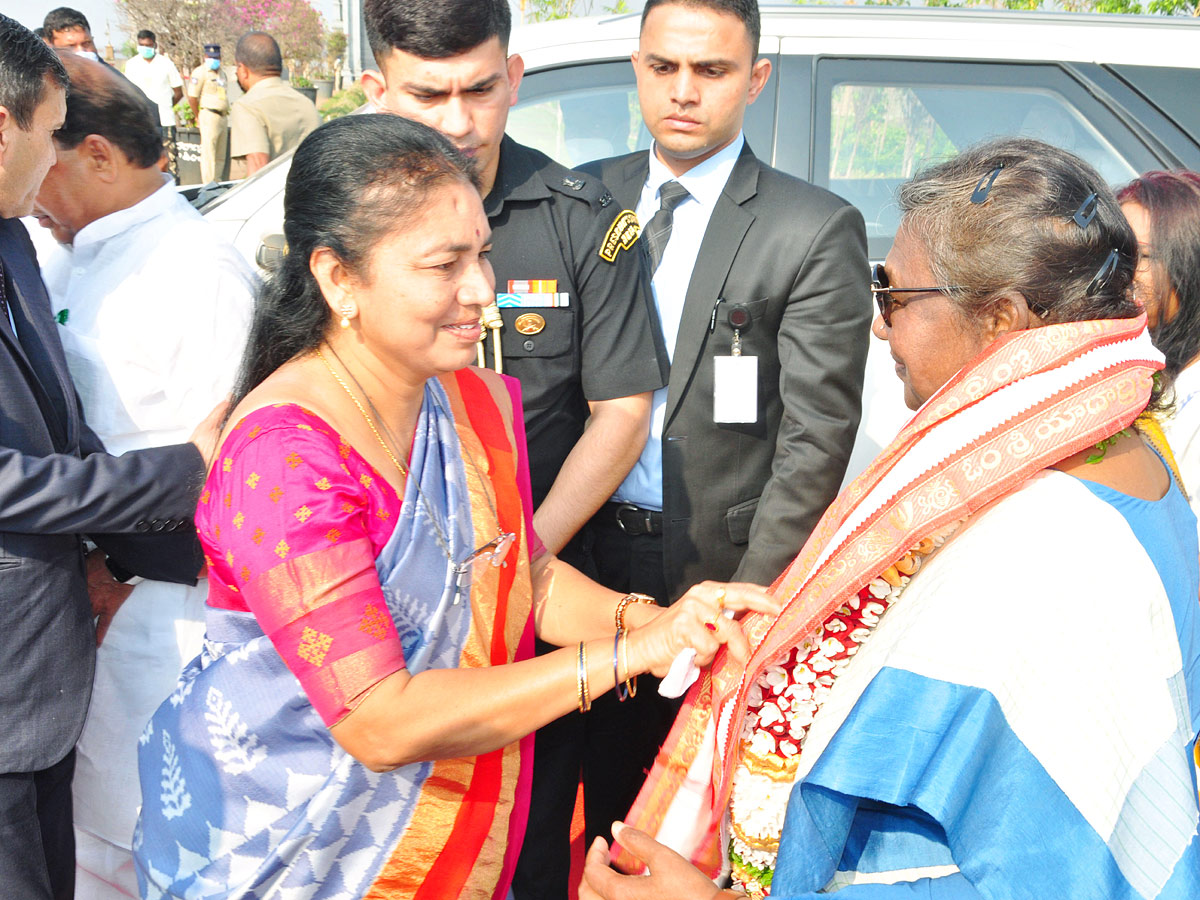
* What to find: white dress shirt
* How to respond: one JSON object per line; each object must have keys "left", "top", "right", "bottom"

{"left": 39, "top": 178, "right": 256, "bottom": 868}
{"left": 123, "top": 53, "right": 184, "bottom": 127}
{"left": 613, "top": 133, "right": 744, "bottom": 510}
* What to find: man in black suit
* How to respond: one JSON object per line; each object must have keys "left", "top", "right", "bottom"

{"left": 0, "top": 18, "right": 210, "bottom": 898}
{"left": 575, "top": 0, "right": 871, "bottom": 862}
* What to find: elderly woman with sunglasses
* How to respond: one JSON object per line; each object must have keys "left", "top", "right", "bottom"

{"left": 580, "top": 137, "right": 1200, "bottom": 900}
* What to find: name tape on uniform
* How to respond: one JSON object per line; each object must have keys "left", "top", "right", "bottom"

{"left": 599, "top": 210, "right": 640, "bottom": 262}
{"left": 497, "top": 292, "right": 571, "bottom": 308}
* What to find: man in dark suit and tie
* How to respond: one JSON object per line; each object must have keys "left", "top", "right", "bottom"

{"left": 0, "top": 18, "right": 210, "bottom": 898}
{"left": 574, "top": 0, "right": 871, "bottom": 863}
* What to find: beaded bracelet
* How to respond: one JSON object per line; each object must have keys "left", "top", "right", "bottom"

{"left": 614, "top": 592, "right": 656, "bottom": 632}
{"left": 577, "top": 641, "right": 592, "bottom": 713}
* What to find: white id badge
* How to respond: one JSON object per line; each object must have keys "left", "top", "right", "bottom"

{"left": 713, "top": 355, "right": 758, "bottom": 423}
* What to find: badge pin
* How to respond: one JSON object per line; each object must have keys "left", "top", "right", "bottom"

{"left": 514, "top": 313, "right": 546, "bottom": 335}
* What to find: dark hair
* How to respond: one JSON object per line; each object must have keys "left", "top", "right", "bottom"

{"left": 641, "top": 0, "right": 761, "bottom": 58}
{"left": 0, "top": 14, "right": 69, "bottom": 130}
{"left": 43, "top": 7, "right": 90, "bottom": 41}
{"left": 33, "top": 27, "right": 46, "bottom": 41}
{"left": 136, "top": 30, "right": 155, "bottom": 44}
{"left": 1117, "top": 171, "right": 1200, "bottom": 382}
{"left": 364, "top": 0, "right": 511, "bottom": 64}
{"left": 53, "top": 50, "right": 161, "bottom": 168}
{"left": 231, "top": 115, "right": 480, "bottom": 406}
{"left": 235, "top": 32, "right": 281, "bottom": 76}
{"left": 897, "top": 137, "right": 1140, "bottom": 330}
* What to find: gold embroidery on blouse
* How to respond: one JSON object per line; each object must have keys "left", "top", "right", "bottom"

{"left": 252, "top": 528, "right": 265, "bottom": 545}
{"left": 285, "top": 452, "right": 303, "bottom": 469}
{"left": 240, "top": 565, "right": 251, "bottom": 583}
{"left": 222, "top": 457, "right": 233, "bottom": 473}
{"left": 225, "top": 550, "right": 234, "bottom": 565}
{"left": 200, "top": 490, "right": 211, "bottom": 504}
{"left": 246, "top": 472, "right": 261, "bottom": 489}
{"left": 269, "top": 486, "right": 283, "bottom": 503}
{"left": 295, "top": 505, "right": 313, "bottom": 523}
{"left": 326, "top": 528, "right": 341, "bottom": 543}
{"left": 315, "top": 477, "right": 331, "bottom": 491}
{"left": 298, "top": 627, "right": 333, "bottom": 667}
{"left": 232, "top": 512, "right": 245, "bottom": 530}
{"left": 359, "top": 602, "right": 389, "bottom": 640}
{"left": 274, "top": 540, "right": 290, "bottom": 559}
{"left": 359, "top": 474, "right": 373, "bottom": 489}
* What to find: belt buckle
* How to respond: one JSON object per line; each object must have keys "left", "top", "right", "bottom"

{"left": 615, "top": 503, "right": 641, "bottom": 534}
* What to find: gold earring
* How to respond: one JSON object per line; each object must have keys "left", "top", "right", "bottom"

{"left": 340, "top": 305, "right": 353, "bottom": 329}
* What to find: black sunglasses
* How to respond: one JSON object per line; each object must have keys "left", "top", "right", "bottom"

{"left": 871, "top": 263, "right": 962, "bottom": 327}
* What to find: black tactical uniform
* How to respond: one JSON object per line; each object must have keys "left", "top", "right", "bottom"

{"left": 491, "top": 136, "right": 663, "bottom": 900}
{"left": 481, "top": 136, "right": 664, "bottom": 530}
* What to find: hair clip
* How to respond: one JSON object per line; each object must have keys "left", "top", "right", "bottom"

{"left": 970, "top": 163, "right": 1004, "bottom": 204}
{"left": 1085, "top": 248, "right": 1120, "bottom": 295}
{"left": 1071, "top": 192, "right": 1099, "bottom": 229}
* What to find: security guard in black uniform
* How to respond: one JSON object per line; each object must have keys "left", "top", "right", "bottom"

{"left": 361, "top": 2, "right": 666, "bottom": 896}
{"left": 480, "top": 134, "right": 661, "bottom": 528}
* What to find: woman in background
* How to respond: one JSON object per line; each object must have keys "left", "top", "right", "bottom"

{"left": 1118, "top": 170, "right": 1200, "bottom": 522}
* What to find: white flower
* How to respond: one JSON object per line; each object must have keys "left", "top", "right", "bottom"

{"left": 809, "top": 653, "right": 833, "bottom": 673}
{"left": 764, "top": 666, "right": 789, "bottom": 693}
{"left": 868, "top": 578, "right": 890, "bottom": 599}
{"left": 824, "top": 617, "right": 848, "bottom": 634}
{"left": 820, "top": 637, "right": 847, "bottom": 658}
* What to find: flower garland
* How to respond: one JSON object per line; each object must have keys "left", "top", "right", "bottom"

{"left": 728, "top": 525, "right": 960, "bottom": 898}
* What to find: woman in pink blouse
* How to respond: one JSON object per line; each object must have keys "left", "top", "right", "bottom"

{"left": 134, "top": 114, "right": 777, "bottom": 899}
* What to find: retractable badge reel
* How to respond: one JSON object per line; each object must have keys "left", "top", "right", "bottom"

{"left": 713, "top": 302, "right": 758, "bottom": 423}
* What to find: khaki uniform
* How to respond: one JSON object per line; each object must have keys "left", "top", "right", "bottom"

{"left": 188, "top": 65, "right": 229, "bottom": 183}
{"left": 229, "top": 76, "right": 320, "bottom": 178}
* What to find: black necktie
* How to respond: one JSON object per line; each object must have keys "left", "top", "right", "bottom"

{"left": 642, "top": 180, "right": 690, "bottom": 275}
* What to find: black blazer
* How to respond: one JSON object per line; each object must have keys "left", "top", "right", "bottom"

{"left": 0, "top": 217, "right": 205, "bottom": 773}
{"left": 582, "top": 144, "right": 871, "bottom": 600}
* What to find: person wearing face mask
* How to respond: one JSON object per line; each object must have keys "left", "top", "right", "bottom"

{"left": 187, "top": 44, "right": 231, "bottom": 184}
{"left": 123, "top": 31, "right": 184, "bottom": 181}
{"left": 42, "top": 7, "right": 100, "bottom": 62}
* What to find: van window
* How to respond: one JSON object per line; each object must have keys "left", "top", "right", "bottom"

{"left": 813, "top": 60, "right": 1150, "bottom": 257}
{"left": 509, "top": 86, "right": 647, "bottom": 167}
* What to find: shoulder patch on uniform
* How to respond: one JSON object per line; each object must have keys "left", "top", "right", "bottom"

{"left": 599, "top": 210, "right": 640, "bottom": 263}
{"left": 562, "top": 176, "right": 586, "bottom": 191}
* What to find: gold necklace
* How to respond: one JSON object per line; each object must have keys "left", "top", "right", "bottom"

{"left": 315, "top": 347, "right": 515, "bottom": 596}
{"left": 317, "top": 348, "right": 411, "bottom": 478}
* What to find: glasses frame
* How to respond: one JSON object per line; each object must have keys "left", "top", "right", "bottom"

{"left": 455, "top": 530, "right": 517, "bottom": 576}
{"left": 871, "top": 263, "right": 962, "bottom": 327}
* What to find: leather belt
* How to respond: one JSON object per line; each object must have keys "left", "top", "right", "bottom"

{"left": 608, "top": 502, "right": 663, "bottom": 536}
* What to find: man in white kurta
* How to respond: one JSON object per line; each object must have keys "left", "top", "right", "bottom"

{"left": 30, "top": 53, "right": 256, "bottom": 899}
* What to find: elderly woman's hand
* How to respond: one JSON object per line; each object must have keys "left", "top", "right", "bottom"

{"left": 580, "top": 822, "right": 729, "bottom": 900}
{"left": 624, "top": 581, "right": 778, "bottom": 678}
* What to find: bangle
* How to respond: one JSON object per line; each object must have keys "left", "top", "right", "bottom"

{"left": 614, "top": 592, "right": 656, "bottom": 632}
{"left": 614, "top": 630, "right": 631, "bottom": 702}
{"left": 577, "top": 641, "right": 591, "bottom": 713}
{"left": 621, "top": 628, "right": 637, "bottom": 698}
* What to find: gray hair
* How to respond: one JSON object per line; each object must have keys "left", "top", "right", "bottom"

{"left": 897, "top": 137, "right": 1140, "bottom": 329}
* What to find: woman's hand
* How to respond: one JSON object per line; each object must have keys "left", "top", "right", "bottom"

{"left": 626, "top": 581, "right": 777, "bottom": 678}
{"left": 580, "top": 822, "right": 725, "bottom": 900}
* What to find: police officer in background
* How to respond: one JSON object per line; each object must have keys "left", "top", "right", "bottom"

{"left": 360, "top": 2, "right": 665, "bottom": 894}
{"left": 187, "top": 43, "right": 229, "bottom": 183}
